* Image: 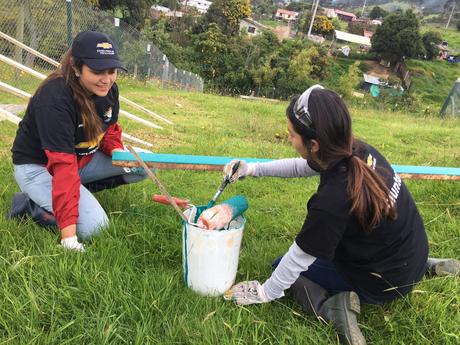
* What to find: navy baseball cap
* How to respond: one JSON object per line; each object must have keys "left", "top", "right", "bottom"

{"left": 71, "top": 31, "right": 126, "bottom": 71}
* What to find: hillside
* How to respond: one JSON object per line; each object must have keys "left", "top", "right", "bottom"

{"left": 333, "top": 0, "right": 449, "bottom": 12}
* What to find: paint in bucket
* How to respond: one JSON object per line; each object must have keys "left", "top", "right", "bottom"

{"left": 196, "top": 195, "right": 248, "bottom": 230}
{"left": 182, "top": 205, "right": 245, "bottom": 296}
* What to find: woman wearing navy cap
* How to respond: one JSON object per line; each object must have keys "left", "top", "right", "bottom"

{"left": 10, "top": 31, "right": 146, "bottom": 251}
{"left": 223, "top": 86, "right": 459, "bottom": 345}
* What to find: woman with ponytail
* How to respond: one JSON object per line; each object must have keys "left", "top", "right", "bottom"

{"left": 10, "top": 31, "right": 147, "bottom": 251}
{"left": 223, "top": 86, "right": 459, "bottom": 345}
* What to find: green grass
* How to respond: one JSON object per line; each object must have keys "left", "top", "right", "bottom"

{"left": 258, "top": 19, "right": 282, "bottom": 29}
{"left": 0, "top": 79, "right": 460, "bottom": 344}
{"left": 421, "top": 26, "right": 460, "bottom": 53}
{"left": 375, "top": 1, "right": 421, "bottom": 13}
{"left": 406, "top": 59, "right": 459, "bottom": 108}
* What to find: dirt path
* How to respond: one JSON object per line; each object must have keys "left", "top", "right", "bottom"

{"left": 363, "top": 60, "right": 396, "bottom": 80}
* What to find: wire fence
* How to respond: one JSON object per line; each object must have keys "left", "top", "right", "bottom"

{"left": 0, "top": 0, "right": 203, "bottom": 95}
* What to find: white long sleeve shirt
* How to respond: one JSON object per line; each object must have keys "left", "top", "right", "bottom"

{"left": 247, "top": 158, "right": 319, "bottom": 300}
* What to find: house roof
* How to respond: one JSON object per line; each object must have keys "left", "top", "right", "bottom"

{"left": 276, "top": 9, "right": 299, "bottom": 16}
{"left": 240, "top": 18, "right": 269, "bottom": 30}
{"left": 335, "top": 9, "right": 357, "bottom": 18}
{"left": 151, "top": 5, "right": 170, "bottom": 13}
{"left": 335, "top": 30, "right": 371, "bottom": 47}
{"left": 363, "top": 73, "right": 381, "bottom": 85}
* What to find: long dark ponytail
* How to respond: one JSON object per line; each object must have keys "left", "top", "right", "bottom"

{"left": 287, "top": 89, "right": 396, "bottom": 232}
{"left": 32, "top": 49, "right": 102, "bottom": 142}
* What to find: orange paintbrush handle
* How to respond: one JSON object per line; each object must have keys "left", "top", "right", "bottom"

{"left": 152, "top": 194, "right": 190, "bottom": 209}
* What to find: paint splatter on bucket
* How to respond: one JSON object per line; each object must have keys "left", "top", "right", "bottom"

{"left": 182, "top": 206, "right": 245, "bottom": 296}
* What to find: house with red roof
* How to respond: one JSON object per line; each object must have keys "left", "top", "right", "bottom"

{"left": 335, "top": 9, "right": 357, "bottom": 22}
{"left": 275, "top": 8, "right": 299, "bottom": 22}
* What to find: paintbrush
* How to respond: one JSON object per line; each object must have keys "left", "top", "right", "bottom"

{"left": 205, "top": 160, "right": 240, "bottom": 210}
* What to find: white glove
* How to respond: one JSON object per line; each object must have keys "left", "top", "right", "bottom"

{"left": 60, "top": 236, "right": 85, "bottom": 252}
{"left": 223, "top": 280, "right": 269, "bottom": 305}
{"left": 223, "top": 160, "right": 255, "bottom": 182}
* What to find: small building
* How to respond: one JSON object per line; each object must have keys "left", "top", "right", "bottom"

{"left": 323, "top": 8, "right": 338, "bottom": 18}
{"left": 275, "top": 8, "right": 299, "bottom": 22}
{"left": 363, "top": 73, "right": 382, "bottom": 86}
{"left": 362, "top": 73, "right": 383, "bottom": 95}
{"left": 182, "top": 0, "right": 211, "bottom": 14}
{"left": 335, "top": 9, "right": 357, "bottom": 22}
{"left": 151, "top": 5, "right": 170, "bottom": 18}
{"left": 150, "top": 5, "right": 183, "bottom": 19}
{"left": 334, "top": 30, "right": 371, "bottom": 48}
{"left": 240, "top": 18, "right": 269, "bottom": 36}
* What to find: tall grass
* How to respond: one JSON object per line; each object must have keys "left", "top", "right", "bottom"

{"left": 0, "top": 80, "right": 459, "bottom": 344}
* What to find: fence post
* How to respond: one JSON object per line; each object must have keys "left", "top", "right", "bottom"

{"left": 145, "top": 43, "right": 151, "bottom": 79}
{"left": 114, "top": 17, "right": 121, "bottom": 52}
{"left": 14, "top": 4, "right": 25, "bottom": 80}
{"left": 161, "top": 54, "right": 169, "bottom": 88}
{"left": 66, "top": 0, "right": 73, "bottom": 47}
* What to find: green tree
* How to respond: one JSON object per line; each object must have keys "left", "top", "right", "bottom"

{"left": 250, "top": 54, "right": 279, "bottom": 95}
{"left": 193, "top": 23, "right": 228, "bottom": 80}
{"left": 250, "top": 0, "right": 275, "bottom": 19}
{"left": 348, "top": 20, "right": 369, "bottom": 35}
{"left": 422, "top": 31, "right": 442, "bottom": 60}
{"left": 299, "top": 13, "right": 334, "bottom": 36}
{"left": 95, "top": 0, "right": 150, "bottom": 30}
{"left": 198, "top": 0, "right": 251, "bottom": 36}
{"left": 277, "top": 46, "right": 327, "bottom": 96}
{"left": 286, "top": 2, "right": 310, "bottom": 12}
{"left": 338, "top": 61, "right": 361, "bottom": 99}
{"left": 371, "top": 10, "right": 424, "bottom": 63}
{"left": 369, "top": 6, "right": 388, "bottom": 20}
{"left": 312, "top": 15, "right": 335, "bottom": 36}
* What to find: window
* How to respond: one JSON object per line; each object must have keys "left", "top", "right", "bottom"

{"left": 248, "top": 26, "right": 256, "bottom": 34}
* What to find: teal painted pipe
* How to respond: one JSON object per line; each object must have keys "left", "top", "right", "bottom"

{"left": 112, "top": 152, "right": 460, "bottom": 177}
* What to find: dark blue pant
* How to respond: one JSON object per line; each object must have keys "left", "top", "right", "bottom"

{"left": 272, "top": 256, "right": 385, "bottom": 304}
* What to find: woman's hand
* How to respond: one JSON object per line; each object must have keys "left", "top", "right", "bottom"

{"left": 223, "top": 160, "right": 255, "bottom": 182}
{"left": 60, "top": 235, "right": 85, "bottom": 252}
{"left": 224, "top": 280, "right": 269, "bottom": 305}
{"left": 60, "top": 224, "right": 85, "bottom": 252}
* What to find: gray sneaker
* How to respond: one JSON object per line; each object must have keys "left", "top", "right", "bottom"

{"left": 426, "top": 258, "right": 460, "bottom": 276}
{"left": 321, "top": 291, "right": 367, "bottom": 345}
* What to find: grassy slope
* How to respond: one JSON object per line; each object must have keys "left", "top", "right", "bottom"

{"left": 406, "top": 58, "right": 459, "bottom": 108}
{"left": 0, "top": 80, "right": 459, "bottom": 344}
{"left": 421, "top": 26, "right": 460, "bottom": 53}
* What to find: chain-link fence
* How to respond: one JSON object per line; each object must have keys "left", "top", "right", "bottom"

{"left": 0, "top": 0, "right": 203, "bottom": 94}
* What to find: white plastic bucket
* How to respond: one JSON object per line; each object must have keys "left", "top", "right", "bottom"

{"left": 182, "top": 206, "right": 245, "bottom": 296}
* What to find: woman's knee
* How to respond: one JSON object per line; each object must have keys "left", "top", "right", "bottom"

{"left": 77, "top": 186, "right": 109, "bottom": 239}
{"left": 77, "top": 211, "right": 109, "bottom": 240}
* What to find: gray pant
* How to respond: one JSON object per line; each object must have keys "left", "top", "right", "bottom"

{"left": 13, "top": 150, "right": 146, "bottom": 239}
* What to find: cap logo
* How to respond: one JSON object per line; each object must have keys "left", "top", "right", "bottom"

{"left": 96, "top": 42, "right": 112, "bottom": 49}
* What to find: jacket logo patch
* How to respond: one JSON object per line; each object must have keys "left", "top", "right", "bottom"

{"left": 104, "top": 107, "right": 112, "bottom": 122}
{"left": 366, "top": 154, "right": 376, "bottom": 170}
